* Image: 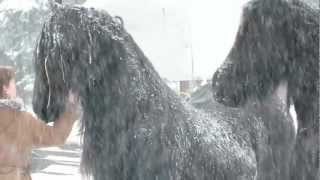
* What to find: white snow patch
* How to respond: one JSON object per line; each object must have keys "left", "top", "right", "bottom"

{"left": 289, "top": 104, "right": 298, "bottom": 134}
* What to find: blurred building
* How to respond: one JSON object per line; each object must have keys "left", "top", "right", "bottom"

{"left": 164, "top": 78, "right": 210, "bottom": 98}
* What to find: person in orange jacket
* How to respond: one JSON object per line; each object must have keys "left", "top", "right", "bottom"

{"left": 0, "top": 66, "right": 78, "bottom": 180}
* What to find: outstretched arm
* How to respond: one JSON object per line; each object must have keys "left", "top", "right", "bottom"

{"left": 27, "top": 92, "right": 78, "bottom": 147}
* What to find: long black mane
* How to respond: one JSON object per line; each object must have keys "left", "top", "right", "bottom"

{"left": 212, "top": 0, "right": 318, "bottom": 107}
{"left": 211, "top": 0, "right": 319, "bottom": 179}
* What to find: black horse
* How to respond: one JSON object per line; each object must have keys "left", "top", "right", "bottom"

{"left": 32, "top": 2, "right": 296, "bottom": 180}
{"left": 212, "top": 0, "right": 319, "bottom": 179}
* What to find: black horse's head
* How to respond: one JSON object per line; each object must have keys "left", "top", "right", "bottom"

{"left": 32, "top": 6, "right": 128, "bottom": 122}
{"left": 212, "top": 0, "right": 318, "bottom": 107}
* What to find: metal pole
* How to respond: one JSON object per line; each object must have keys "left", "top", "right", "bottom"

{"left": 188, "top": 22, "right": 195, "bottom": 90}
{"left": 162, "top": 8, "right": 166, "bottom": 34}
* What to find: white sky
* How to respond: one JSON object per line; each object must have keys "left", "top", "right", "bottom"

{"left": 1, "top": 0, "right": 250, "bottom": 81}
{"left": 83, "top": 0, "right": 251, "bottom": 81}
{"left": 188, "top": 0, "right": 250, "bottom": 80}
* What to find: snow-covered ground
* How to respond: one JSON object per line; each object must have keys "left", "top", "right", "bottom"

{"left": 31, "top": 121, "right": 83, "bottom": 180}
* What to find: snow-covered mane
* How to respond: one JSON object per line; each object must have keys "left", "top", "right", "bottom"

{"left": 212, "top": 0, "right": 319, "bottom": 179}
{"left": 212, "top": 0, "right": 318, "bottom": 108}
